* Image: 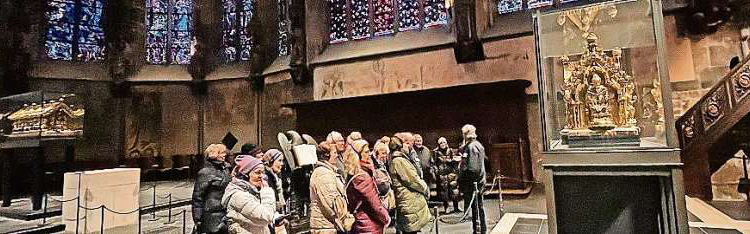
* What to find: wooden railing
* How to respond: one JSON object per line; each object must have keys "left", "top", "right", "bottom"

{"left": 676, "top": 54, "right": 750, "bottom": 199}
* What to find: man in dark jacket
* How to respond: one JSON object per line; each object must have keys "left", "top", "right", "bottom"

{"left": 413, "top": 134, "right": 435, "bottom": 187}
{"left": 458, "top": 124, "right": 486, "bottom": 234}
{"left": 192, "top": 144, "right": 231, "bottom": 234}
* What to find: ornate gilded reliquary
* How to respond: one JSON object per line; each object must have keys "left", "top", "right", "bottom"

{"left": 559, "top": 34, "right": 640, "bottom": 147}
{"left": 1, "top": 94, "right": 84, "bottom": 138}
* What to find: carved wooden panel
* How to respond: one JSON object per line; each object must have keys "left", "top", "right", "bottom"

{"left": 679, "top": 109, "right": 698, "bottom": 147}
{"left": 732, "top": 65, "right": 750, "bottom": 102}
{"left": 701, "top": 83, "right": 729, "bottom": 130}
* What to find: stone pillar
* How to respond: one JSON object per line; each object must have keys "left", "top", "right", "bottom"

{"left": 1, "top": 149, "right": 12, "bottom": 207}
{"left": 31, "top": 147, "right": 45, "bottom": 210}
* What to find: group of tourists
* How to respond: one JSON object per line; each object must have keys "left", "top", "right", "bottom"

{"left": 191, "top": 124, "right": 488, "bottom": 234}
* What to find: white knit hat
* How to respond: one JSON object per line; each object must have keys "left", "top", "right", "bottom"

{"left": 462, "top": 124, "right": 477, "bottom": 139}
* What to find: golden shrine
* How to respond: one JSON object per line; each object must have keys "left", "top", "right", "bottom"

{"left": 2, "top": 94, "right": 84, "bottom": 138}
{"left": 559, "top": 34, "right": 640, "bottom": 147}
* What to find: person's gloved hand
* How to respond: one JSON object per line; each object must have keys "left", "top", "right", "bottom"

{"left": 273, "top": 213, "right": 288, "bottom": 226}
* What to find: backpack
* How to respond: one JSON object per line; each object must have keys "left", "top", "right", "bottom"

{"left": 373, "top": 167, "right": 392, "bottom": 197}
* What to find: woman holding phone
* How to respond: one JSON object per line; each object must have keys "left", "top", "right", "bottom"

{"left": 222, "top": 156, "right": 286, "bottom": 234}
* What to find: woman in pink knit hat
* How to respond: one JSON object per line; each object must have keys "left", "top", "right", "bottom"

{"left": 222, "top": 156, "right": 285, "bottom": 234}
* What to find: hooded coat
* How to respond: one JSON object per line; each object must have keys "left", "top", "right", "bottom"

{"left": 221, "top": 178, "right": 277, "bottom": 234}
{"left": 390, "top": 151, "right": 432, "bottom": 232}
{"left": 192, "top": 159, "right": 231, "bottom": 233}
{"left": 346, "top": 160, "right": 391, "bottom": 234}
{"left": 309, "top": 161, "right": 355, "bottom": 234}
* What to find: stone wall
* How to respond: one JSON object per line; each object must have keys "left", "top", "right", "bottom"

{"left": 203, "top": 79, "right": 258, "bottom": 153}
{"left": 313, "top": 36, "right": 538, "bottom": 101}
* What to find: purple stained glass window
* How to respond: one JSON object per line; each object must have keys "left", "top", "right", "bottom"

{"left": 398, "top": 0, "right": 420, "bottom": 32}
{"left": 45, "top": 0, "right": 105, "bottom": 61}
{"left": 277, "top": 0, "right": 290, "bottom": 56}
{"left": 497, "top": 0, "right": 522, "bottom": 14}
{"left": 329, "top": 0, "right": 453, "bottom": 44}
{"left": 424, "top": 0, "right": 447, "bottom": 28}
{"left": 527, "top": 0, "right": 553, "bottom": 9}
{"left": 329, "top": 0, "right": 348, "bottom": 43}
{"left": 350, "top": 0, "right": 370, "bottom": 40}
{"left": 221, "top": 0, "right": 253, "bottom": 62}
{"left": 146, "top": 0, "right": 193, "bottom": 64}
{"left": 373, "top": 0, "right": 394, "bottom": 36}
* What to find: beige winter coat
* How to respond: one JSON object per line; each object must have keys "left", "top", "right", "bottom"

{"left": 221, "top": 179, "right": 276, "bottom": 234}
{"left": 309, "top": 161, "right": 355, "bottom": 234}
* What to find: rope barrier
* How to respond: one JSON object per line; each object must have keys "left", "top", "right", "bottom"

{"left": 154, "top": 210, "right": 186, "bottom": 218}
{"left": 140, "top": 184, "right": 157, "bottom": 192}
{"left": 46, "top": 195, "right": 80, "bottom": 203}
{"left": 103, "top": 206, "right": 141, "bottom": 215}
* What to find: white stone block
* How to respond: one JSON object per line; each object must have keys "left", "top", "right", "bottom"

{"left": 62, "top": 168, "right": 140, "bottom": 234}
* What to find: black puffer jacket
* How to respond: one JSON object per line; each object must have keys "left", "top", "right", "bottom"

{"left": 192, "top": 159, "right": 231, "bottom": 233}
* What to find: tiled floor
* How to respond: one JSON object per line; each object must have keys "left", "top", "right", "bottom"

{"left": 494, "top": 215, "right": 743, "bottom": 234}
{"left": 0, "top": 180, "right": 193, "bottom": 233}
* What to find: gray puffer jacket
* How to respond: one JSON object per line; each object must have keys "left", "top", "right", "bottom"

{"left": 221, "top": 178, "right": 276, "bottom": 234}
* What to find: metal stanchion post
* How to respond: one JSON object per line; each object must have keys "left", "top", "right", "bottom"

{"left": 147, "top": 185, "right": 157, "bottom": 221}
{"left": 497, "top": 176, "right": 504, "bottom": 213}
{"left": 182, "top": 210, "right": 186, "bottom": 234}
{"left": 100, "top": 206, "right": 105, "bottom": 234}
{"left": 433, "top": 207, "right": 439, "bottom": 234}
{"left": 76, "top": 173, "right": 82, "bottom": 234}
{"left": 42, "top": 195, "right": 48, "bottom": 225}
{"left": 138, "top": 211, "right": 142, "bottom": 234}
{"left": 151, "top": 185, "right": 156, "bottom": 220}
{"left": 166, "top": 194, "right": 173, "bottom": 224}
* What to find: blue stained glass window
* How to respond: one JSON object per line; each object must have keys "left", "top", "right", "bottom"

{"left": 146, "top": 0, "right": 193, "bottom": 64}
{"left": 277, "top": 0, "right": 290, "bottom": 56}
{"left": 222, "top": 0, "right": 254, "bottom": 62}
{"left": 527, "top": 0, "right": 553, "bottom": 9}
{"left": 497, "top": 0, "right": 522, "bottom": 14}
{"left": 329, "top": 0, "right": 348, "bottom": 43}
{"left": 424, "top": 0, "right": 448, "bottom": 28}
{"left": 350, "top": 0, "right": 370, "bottom": 40}
{"left": 45, "top": 0, "right": 105, "bottom": 61}
{"left": 373, "top": 0, "right": 395, "bottom": 36}
{"left": 398, "top": 0, "right": 421, "bottom": 32}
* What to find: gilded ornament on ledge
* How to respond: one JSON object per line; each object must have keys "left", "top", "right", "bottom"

{"left": 559, "top": 34, "right": 640, "bottom": 147}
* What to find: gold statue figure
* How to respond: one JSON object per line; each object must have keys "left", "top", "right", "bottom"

{"left": 559, "top": 34, "right": 640, "bottom": 146}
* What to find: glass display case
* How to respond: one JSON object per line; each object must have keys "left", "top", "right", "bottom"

{"left": 534, "top": 0, "right": 673, "bottom": 151}
{"left": 0, "top": 91, "right": 84, "bottom": 147}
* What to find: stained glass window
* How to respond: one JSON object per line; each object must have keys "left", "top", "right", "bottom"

{"left": 424, "top": 0, "right": 448, "bottom": 28}
{"left": 527, "top": 0, "right": 553, "bottom": 9}
{"left": 46, "top": 0, "right": 105, "bottom": 61}
{"left": 329, "top": 0, "right": 450, "bottom": 44}
{"left": 350, "top": 0, "right": 371, "bottom": 40}
{"left": 329, "top": 0, "right": 348, "bottom": 43}
{"left": 221, "top": 0, "right": 254, "bottom": 62}
{"left": 497, "top": 0, "right": 523, "bottom": 15}
{"left": 146, "top": 0, "right": 193, "bottom": 64}
{"left": 373, "top": 0, "right": 395, "bottom": 36}
{"left": 398, "top": 0, "right": 421, "bottom": 32}
{"left": 277, "top": 0, "right": 290, "bottom": 56}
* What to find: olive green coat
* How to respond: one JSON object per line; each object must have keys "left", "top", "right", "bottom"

{"left": 390, "top": 152, "right": 431, "bottom": 232}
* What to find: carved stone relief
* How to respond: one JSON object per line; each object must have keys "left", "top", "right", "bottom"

{"left": 313, "top": 37, "right": 537, "bottom": 100}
